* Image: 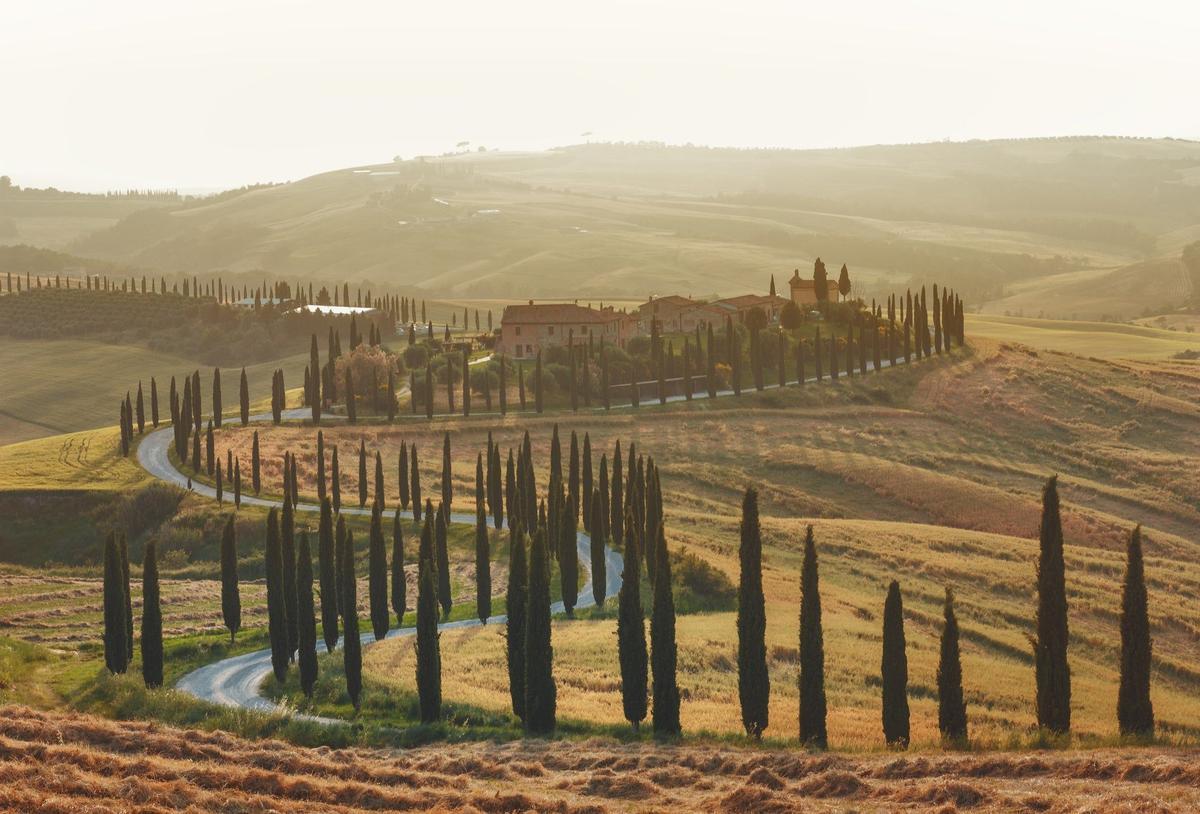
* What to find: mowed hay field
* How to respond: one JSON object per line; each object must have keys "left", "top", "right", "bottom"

{"left": 1, "top": 706, "right": 1199, "bottom": 813}
{"left": 966, "top": 314, "right": 1200, "bottom": 360}
{"left": 0, "top": 338, "right": 311, "bottom": 445}
{"left": 201, "top": 341, "right": 1200, "bottom": 747}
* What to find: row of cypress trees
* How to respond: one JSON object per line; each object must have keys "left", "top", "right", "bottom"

{"left": 734, "top": 476, "right": 1155, "bottom": 749}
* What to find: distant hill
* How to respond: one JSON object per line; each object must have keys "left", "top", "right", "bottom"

{"left": 7, "top": 138, "right": 1200, "bottom": 308}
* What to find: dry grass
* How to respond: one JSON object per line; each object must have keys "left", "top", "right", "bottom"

{"left": 1, "top": 704, "right": 1198, "bottom": 812}
{"left": 210, "top": 342, "right": 1200, "bottom": 747}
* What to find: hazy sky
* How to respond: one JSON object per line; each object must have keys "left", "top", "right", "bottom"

{"left": 4, "top": 0, "right": 1198, "bottom": 192}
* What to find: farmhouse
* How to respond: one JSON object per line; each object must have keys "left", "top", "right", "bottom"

{"left": 291, "top": 303, "right": 382, "bottom": 317}
{"left": 497, "top": 302, "right": 636, "bottom": 359}
{"left": 636, "top": 295, "right": 699, "bottom": 333}
{"left": 788, "top": 268, "right": 820, "bottom": 306}
{"left": 712, "top": 293, "right": 789, "bottom": 324}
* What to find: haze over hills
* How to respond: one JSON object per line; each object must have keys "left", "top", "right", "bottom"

{"left": 4, "top": 137, "right": 1200, "bottom": 318}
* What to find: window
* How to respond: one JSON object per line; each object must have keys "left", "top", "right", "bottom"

{"left": 526, "top": 344, "right": 533, "bottom": 355}
{"left": 515, "top": 326, "right": 522, "bottom": 336}
{"left": 548, "top": 326, "right": 555, "bottom": 336}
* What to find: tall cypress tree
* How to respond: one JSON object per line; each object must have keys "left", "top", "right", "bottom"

{"left": 140, "top": 541, "right": 163, "bottom": 688}
{"left": 374, "top": 450, "right": 385, "bottom": 509}
{"left": 346, "top": 368, "right": 357, "bottom": 423}
{"left": 282, "top": 497, "right": 298, "bottom": 660}
{"left": 506, "top": 528, "right": 528, "bottom": 722}
{"left": 239, "top": 368, "right": 249, "bottom": 426}
{"left": 559, "top": 491, "right": 578, "bottom": 617}
{"left": 297, "top": 532, "right": 319, "bottom": 697}
{"left": 369, "top": 502, "right": 390, "bottom": 641}
{"left": 568, "top": 431, "right": 580, "bottom": 521}
{"left": 651, "top": 523, "right": 681, "bottom": 736}
{"left": 331, "top": 445, "right": 342, "bottom": 513}
{"left": 618, "top": 503, "right": 648, "bottom": 730}
{"left": 392, "top": 508, "right": 406, "bottom": 627}
{"left": 1117, "top": 525, "right": 1154, "bottom": 737}
{"left": 1034, "top": 475, "right": 1071, "bottom": 734}
{"left": 881, "top": 579, "right": 910, "bottom": 748}
{"left": 135, "top": 381, "right": 145, "bottom": 434}
{"left": 937, "top": 586, "right": 968, "bottom": 743}
{"left": 505, "top": 448, "right": 517, "bottom": 531}
{"left": 317, "top": 497, "right": 339, "bottom": 651}
{"left": 399, "top": 441, "right": 410, "bottom": 511}
{"left": 581, "top": 433, "right": 593, "bottom": 532}
{"left": 119, "top": 534, "right": 133, "bottom": 662}
{"left": 610, "top": 440, "right": 624, "bottom": 548}
{"left": 212, "top": 367, "right": 223, "bottom": 427}
{"left": 310, "top": 335, "right": 321, "bottom": 425}
{"left": 251, "top": 430, "right": 261, "bottom": 494}
{"left": 220, "top": 515, "right": 241, "bottom": 643}
{"left": 265, "top": 508, "right": 288, "bottom": 681}
{"left": 476, "top": 453, "right": 492, "bottom": 623}
{"left": 103, "top": 532, "right": 128, "bottom": 675}
{"left": 150, "top": 377, "right": 159, "bottom": 427}
{"left": 436, "top": 502, "right": 452, "bottom": 619}
{"left": 358, "top": 440, "right": 368, "bottom": 508}
{"left": 737, "top": 487, "right": 769, "bottom": 739}
{"left": 441, "top": 432, "right": 452, "bottom": 511}
{"left": 411, "top": 444, "right": 422, "bottom": 522}
{"left": 798, "top": 525, "right": 827, "bottom": 748}
{"left": 341, "top": 529, "right": 362, "bottom": 710}
{"left": 524, "top": 526, "right": 557, "bottom": 734}
{"left": 416, "top": 513, "right": 442, "bottom": 723}
{"left": 590, "top": 488, "right": 607, "bottom": 608}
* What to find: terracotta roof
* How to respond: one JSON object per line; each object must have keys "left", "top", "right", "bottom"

{"left": 714, "top": 294, "right": 787, "bottom": 310}
{"left": 638, "top": 294, "right": 696, "bottom": 311}
{"left": 500, "top": 303, "right": 625, "bottom": 325}
{"left": 789, "top": 276, "right": 817, "bottom": 289}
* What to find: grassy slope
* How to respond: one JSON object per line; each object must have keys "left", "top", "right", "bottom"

{"left": 0, "top": 338, "right": 310, "bottom": 444}
{"left": 966, "top": 314, "right": 1200, "bottom": 359}
{"left": 0, "top": 426, "right": 149, "bottom": 493}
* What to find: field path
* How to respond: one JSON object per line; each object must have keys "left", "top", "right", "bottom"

{"left": 138, "top": 408, "right": 623, "bottom": 723}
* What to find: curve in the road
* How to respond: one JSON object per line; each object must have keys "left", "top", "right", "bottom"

{"left": 141, "top": 411, "right": 622, "bottom": 723}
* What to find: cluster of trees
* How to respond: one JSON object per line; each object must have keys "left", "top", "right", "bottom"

{"left": 733, "top": 476, "right": 1155, "bottom": 749}
{"left": 101, "top": 531, "right": 163, "bottom": 689}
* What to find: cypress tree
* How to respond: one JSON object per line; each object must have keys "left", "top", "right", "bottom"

{"left": 534, "top": 351, "right": 544, "bottom": 413}
{"left": 506, "top": 528, "right": 528, "bottom": 721}
{"left": 416, "top": 512, "right": 442, "bottom": 723}
{"left": 411, "top": 445, "right": 422, "bottom": 522}
{"left": 135, "top": 381, "right": 145, "bottom": 434}
{"left": 706, "top": 323, "right": 717, "bottom": 398}
{"left": 103, "top": 532, "right": 128, "bottom": 675}
{"left": 265, "top": 508, "right": 288, "bottom": 681}
{"left": 150, "top": 377, "right": 159, "bottom": 427}
{"left": 119, "top": 534, "right": 133, "bottom": 661}
{"left": 315, "top": 431, "right": 327, "bottom": 502}
{"left": 212, "top": 367, "right": 223, "bottom": 427}
{"left": 441, "top": 431, "right": 452, "bottom": 511}
{"left": 425, "top": 361, "right": 434, "bottom": 419}
{"left": 317, "top": 498, "right": 339, "bottom": 651}
{"left": 590, "top": 488, "right": 607, "bottom": 608}
{"left": 492, "top": 443, "right": 504, "bottom": 529}
{"left": 297, "top": 532, "right": 319, "bottom": 697}
{"left": 392, "top": 508, "right": 406, "bottom": 627}
{"left": 559, "top": 491, "right": 578, "bottom": 617}
{"left": 499, "top": 355, "right": 508, "bottom": 415}
{"left": 568, "top": 430, "right": 580, "bottom": 522}
{"left": 192, "top": 429, "right": 201, "bottom": 474}
{"left": 524, "top": 526, "right": 557, "bottom": 734}
{"left": 737, "top": 487, "right": 769, "bottom": 739}
{"left": 341, "top": 529, "right": 362, "bottom": 710}
{"left": 331, "top": 445, "right": 342, "bottom": 513}
{"left": 138, "top": 541, "right": 163, "bottom": 688}
{"left": 798, "top": 525, "right": 827, "bottom": 748}
{"left": 374, "top": 450, "right": 384, "bottom": 509}
{"left": 650, "top": 522, "right": 681, "bottom": 735}
{"left": 505, "top": 448, "right": 517, "bottom": 531}
{"left": 1117, "top": 525, "right": 1154, "bottom": 737}
{"left": 436, "top": 502, "right": 452, "bottom": 619}
{"left": 1034, "top": 475, "right": 1071, "bottom": 734}
{"left": 220, "top": 515, "right": 241, "bottom": 643}
{"left": 206, "top": 422, "right": 215, "bottom": 475}
{"left": 617, "top": 502, "right": 648, "bottom": 730}
{"left": 881, "top": 580, "right": 910, "bottom": 748}
{"left": 346, "top": 367, "right": 357, "bottom": 423}
{"left": 234, "top": 458, "right": 241, "bottom": 508}
{"left": 610, "top": 439, "right": 624, "bottom": 548}
{"left": 252, "top": 430, "right": 261, "bottom": 494}
{"left": 368, "top": 502, "right": 389, "bottom": 641}
{"left": 310, "top": 335, "right": 321, "bottom": 425}
{"left": 582, "top": 433, "right": 593, "bottom": 532}
{"left": 191, "top": 370, "right": 201, "bottom": 432}
{"left": 358, "top": 440, "right": 368, "bottom": 508}
{"left": 814, "top": 327, "right": 823, "bottom": 381}
{"left": 282, "top": 497, "right": 298, "bottom": 659}
{"left": 399, "top": 441, "right": 410, "bottom": 510}
{"left": 937, "top": 586, "right": 968, "bottom": 744}
{"left": 476, "top": 453, "right": 492, "bottom": 623}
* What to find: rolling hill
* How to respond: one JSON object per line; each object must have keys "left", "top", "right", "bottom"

{"left": 2, "top": 137, "right": 1190, "bottom": 313}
